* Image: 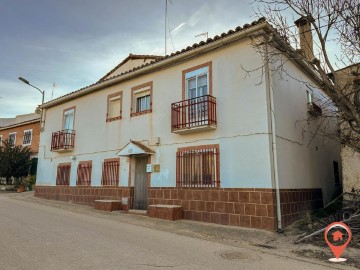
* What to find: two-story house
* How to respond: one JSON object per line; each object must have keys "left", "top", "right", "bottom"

{"left": 34, "top": 18, "right": 341, "bottom": 231}
{"left": 0, "top": 112, "right": 41, "bottom": 183}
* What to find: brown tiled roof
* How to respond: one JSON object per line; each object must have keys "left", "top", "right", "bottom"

{"left": 130, "top": 140, "right": 155, "bottom": 154}
{"left": 98, "top": 54, "right": 164, "bottom": 82}
{"left": 0, "top": 118, "right": 40, "bottom": 131}
{"left": 43, "top": 17, "right": 270, "bottom": 108}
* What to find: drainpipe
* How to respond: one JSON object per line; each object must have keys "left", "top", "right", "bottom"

{"left": 264, "top": 35, "right": 282, "bottom": 231}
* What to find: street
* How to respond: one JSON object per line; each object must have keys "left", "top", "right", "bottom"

{"left": 0, "top": 193, "right": 352, "bottom": 270}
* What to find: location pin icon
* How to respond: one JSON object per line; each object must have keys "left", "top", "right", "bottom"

{"left": 324, "top": 222, "right": 352, "bottom": 262}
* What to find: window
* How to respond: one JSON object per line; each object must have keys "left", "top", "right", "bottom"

{"left": 63, "top": 107, "right": 75, "bottom": 131}
{"left": 333, "top": 161, "right": 340, "bottom": 185}
{"left": 101, "top": 158, "right": 119, "bottom": 186}
{"left": 131, "top": 81, "right": 153, "bottom": 116}
{"left": 306, "top": 89, "right": 313, "bottom": 103}
{"left": 0, "top": 135, "right": 3, "bottom": 146}
{"left": 23, "top": 129, "right": 32, "bottom": 145}
{"left": 76, "top": 161, "right": 92, "bottom": 186}
{"left": 8, "top": 133, "right": 16, "bottom": 146}
{"left": 107, "top": 92, "right": 122, "bottom": 122}
{"left": 182, "top": 62, "right": 212, "bottom": 100}
{"left": 56, "top": 163, "right": 71, "bottom": 186}
{"left": 176, "top": 144, "right": 220, "bottom": 188}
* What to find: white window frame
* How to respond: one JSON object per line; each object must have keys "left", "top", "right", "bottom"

{"left": 185, "top": 66, "right": 209, "bottom": 100}
{"left": 8, "top": 132, "right": 16, "bottom": 146}
{"left": 22, "top": 129, "right": 33, "bottom": 146}
{"left": 134, "top": 87, "right": 151, "bottom": 113}
{"left": 63, "top": 108, "right": 75, "bottom": 131}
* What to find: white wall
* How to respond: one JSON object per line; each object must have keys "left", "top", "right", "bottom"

{"left": 270, "top": 56, "right": 341, "bottom": 204}
{"left": 37, "top": 39, "right": 274, "bottom": 189}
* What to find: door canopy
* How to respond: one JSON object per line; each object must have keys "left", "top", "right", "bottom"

{"left": 116, "top": 140, "right": 155, "bottom": 156}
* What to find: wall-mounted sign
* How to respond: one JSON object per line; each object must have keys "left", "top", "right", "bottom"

{"left": 146, "top": 164, "right": 152, "bottom": 173}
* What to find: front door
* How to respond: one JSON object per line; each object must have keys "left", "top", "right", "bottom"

{"left": 134, "top": 156, "right": 148, "bottom": 210}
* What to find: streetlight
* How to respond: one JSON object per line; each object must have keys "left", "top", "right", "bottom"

{"left": 18, "top": 76, "right": 45, "bottom": 131}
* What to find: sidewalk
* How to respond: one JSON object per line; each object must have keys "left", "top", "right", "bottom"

{"left": 8, "top": 191, "right": 359, "bottom": 269}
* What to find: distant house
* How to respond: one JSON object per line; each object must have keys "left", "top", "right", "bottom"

{"left": 35, "top": 17, "right": 341, "bottom": 231}
{"left": 0, "top": 112, "right": 41, "bottom": 183}
{"left": 332, "top": 64, "right": 360, "bottom": 193}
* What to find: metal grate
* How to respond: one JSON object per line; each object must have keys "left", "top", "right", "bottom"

{"left": 56, "top": 163, "right": 71, "bottom": 186}
{"left": 76, "top": 161, "right": 92, "bottom": 186}
{"left": 51, "top": 129, "right": 75, "bottom": 151}
{"left": 101, "top": 160, "right": 119, "bottom": 186}
{"left": 176, "top": 146, "right": 219, "bottom": 188}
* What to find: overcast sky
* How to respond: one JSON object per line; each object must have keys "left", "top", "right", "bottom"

{"left": 0, "top": 0, "right": 342, "bottom": 118}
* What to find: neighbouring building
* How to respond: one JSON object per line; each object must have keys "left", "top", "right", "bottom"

{"left": 332, "top": 63, "right": 360, "bottom": 193}
{"left": 0, "top": 112, "right": 41, "bottom": 183}
{"left": 35, "top": 17, "right": 341, "bottom": 231}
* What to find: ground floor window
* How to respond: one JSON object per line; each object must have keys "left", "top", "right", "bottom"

{"left": 56, "top": 163, "right": 71, "bottom": 185}
{"left": 101, "top": 158, "right": 119, "bottom": 186}
{"left": 176, "top": 144, "right": 220, "bottom": 188}
{"left": 76, "top": 161, "right": 92, "bottom": 186}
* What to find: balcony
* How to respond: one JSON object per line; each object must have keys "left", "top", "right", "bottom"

{"left": 171, "top": 95, "right": 217, "bottom": 134}
{"left": 51, "top": 130, "right": 75, "bottom": 152}
{"left": 308, "top": 102, "right": 322, "bottom": 117}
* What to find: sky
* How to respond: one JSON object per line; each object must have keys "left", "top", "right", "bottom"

{"left": 0, "top": 0, "right": 257, "bottom": 117}
{"left": 0, "top": 0, "right": 343, "bottom": 118}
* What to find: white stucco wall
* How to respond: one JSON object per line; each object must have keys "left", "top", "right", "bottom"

{"left": 37, "top": 39, "right": 274, "bottom": 189}
{"left": 341, "top": 145, "right": 360, "bottom": 192}
{"left": 270, "top": 56, "right": 341, "bottom": 204}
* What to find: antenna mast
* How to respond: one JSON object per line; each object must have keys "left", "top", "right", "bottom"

{"left": 195, "top": 32, "right": 208, "bottom": 40}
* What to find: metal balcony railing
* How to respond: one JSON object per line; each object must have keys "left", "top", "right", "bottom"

{"left": 171, "top": 95, "right": 217, "bottom": 133}
{"left": 51, "top": 129, "right": 75, "bottom": 151}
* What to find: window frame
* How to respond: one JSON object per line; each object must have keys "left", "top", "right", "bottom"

{"left": 0, "top": 135, "right": 3, "bottom": 146}
{"left": 176, "top": 144, "right": 220, "bottom": 188}
{"left": 8, "top": 132, "right": 16, "bottom": 146}
{"left": 22, "top": 129, "right": 33, "bottom": 146}
{"left": 62, "top": 106, "right": 76, "bottom": 131}
{"left": 56, "top": 163, "right": 71, "bottom": 186}
{"left": 131, "top": 81, "right": 153, "bottom": 117}
{"left": 101, "top": 158, "right": 120, "bottom": 186}
{"left": 76, "top": 160, "right": 92, "bottom": 186}
{"left": 106, "top": 91, "right": 123, "bottom": 122}
{"left": 182, "top": 62, "right": 212, "bottom": 100}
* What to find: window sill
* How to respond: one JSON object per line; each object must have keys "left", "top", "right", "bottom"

{"left": 106, "top": 116, "right": 122, "bottom": 122}
{"left": 131, "top": 109, "right": 152, "bottom": 117}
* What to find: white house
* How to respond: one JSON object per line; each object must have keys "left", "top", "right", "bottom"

{"left": 35, "top": 17, "right": 341, "bottom": 231}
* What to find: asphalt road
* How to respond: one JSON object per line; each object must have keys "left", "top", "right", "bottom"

{"left": 0, "top": 193, "right": 343, "bottom": 270}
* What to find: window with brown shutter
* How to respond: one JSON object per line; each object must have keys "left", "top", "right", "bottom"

{"left": 76, "top": 161, "right": 92, "bottom": 186}
{"left": 101, "top": 158, "right": 120, "bottom": 186}
{"left": 56, "top": 163, "right": 71, "bottom": 186}
{"left": 176, "top": 144, "right": 220, "bottom": 188}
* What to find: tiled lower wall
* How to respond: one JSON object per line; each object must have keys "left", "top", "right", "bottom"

{"left": 34, "top": 186, "right": 133, "bottom": 207}
{"left": 35, "top": 186, "right": 323, "bottom": 230}
{"left": 148, "top": 188, "right": 323, "bottom": 230}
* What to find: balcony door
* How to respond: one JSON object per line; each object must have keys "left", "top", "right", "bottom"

{"left": 63, "top": 108, "right": 75, "bottom": 148}
{"left": 186, "top": 67, "right": 209, "bottom": 126}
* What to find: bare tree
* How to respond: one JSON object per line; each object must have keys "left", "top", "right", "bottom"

{"left": 252, "top": 0, "right": 360, "bottom": 151}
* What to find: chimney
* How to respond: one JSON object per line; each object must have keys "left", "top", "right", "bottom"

{"left": 294, "top": 16, "right": 314, "bottom": 61}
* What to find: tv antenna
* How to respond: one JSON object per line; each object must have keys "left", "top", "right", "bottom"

{"left": 51, "top": 83, "right": 57, "bottom": 100}
{"left": 195, "top": 32, "right": 208, "bottom": 40}
{"left": 165, "top": 0, "right": 173, "bottom": 55}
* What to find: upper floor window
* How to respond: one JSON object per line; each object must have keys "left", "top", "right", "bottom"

{"left": 131, "top": 81, "right": 153, "bottom": 116}
{"left": 182, "top": 62, "right": 212, "bottom": 100}
{"left": 23, "top": 129, "right": 32, "bottom": 146}
{"left": 8, "top": 132, "right": 16, "bottom": 146}
{"left": 63, "top": 107, "right": 75, "bottom": 131}
{"left": 107, "top": 92, "right": 122, "bottom": 122}
{"left": 0, "top": 135, "right": 3, "bottom": 146}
